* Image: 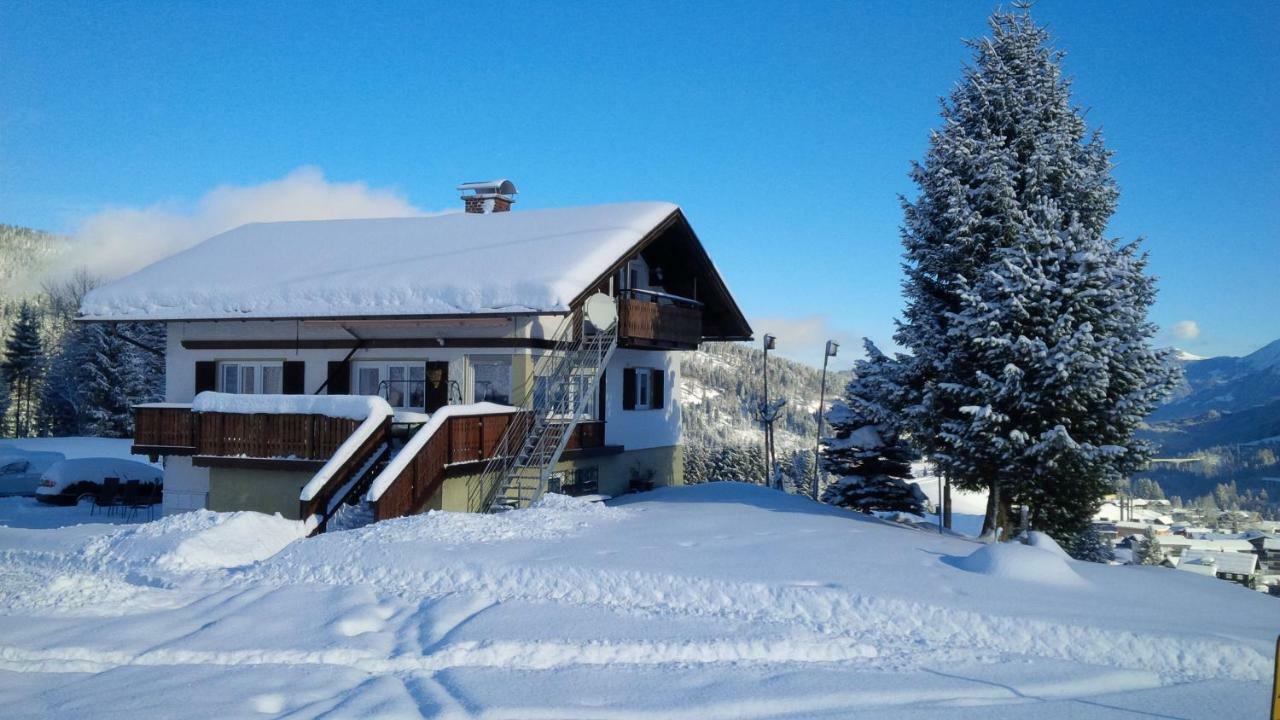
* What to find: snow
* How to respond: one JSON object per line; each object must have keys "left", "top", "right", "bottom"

{"left": 191, "top": 391, "right": 392, "bottom": 421}
{"left": 365, "top": 402, "right": 519, "bottom": 503}
{"left": 94, "top": 510, "right": 306, "bottom": 572}
{"left": 299, "top": 403, "right": 396, "bottom": 503}
{"left": 35, "top": 458, "right": 162, "bottom": 496}
{"left": 1024, "top": 530, "right": 1070, "bottom": 558}
{"left": 79, "top": 202, "right": 679, "bottom": 321}
{"left": 0, "top": 482, "right": 1274, "bottom": 719}
{"left": 0, "top": 437, "right": 154, "bottom": 466}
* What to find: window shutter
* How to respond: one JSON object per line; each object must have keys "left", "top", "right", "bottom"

{"left": 651, "top": 368, "right": 665, "bottom": 410}
{"left": 622, "top": 368, "right": 636, "bottom": 410}
{"left": 195, "top": 361, "right": 217, "bottom": 395}
{"left": 326, "top": 360, "right": 351, "bottom": 395}
{"left": 597, "top": 369, "right": 607, "bottom": 421}
{"left": 283, "top": 361, "right": 305, "bottom": 394}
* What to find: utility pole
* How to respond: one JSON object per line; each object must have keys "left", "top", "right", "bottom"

{"left": 812, "top": 340, "right": 838, "bottom": 500}
{"left": 762, "top": 334, "right": 776, "bottom": 487}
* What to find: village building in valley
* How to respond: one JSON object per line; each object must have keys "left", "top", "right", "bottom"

{"left": 77, "top": 181, "right": 751, "bottom": 532}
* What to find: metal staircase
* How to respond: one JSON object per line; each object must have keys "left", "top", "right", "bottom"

{"left": 477, "top": 308, "right": 618, "bottom": 512}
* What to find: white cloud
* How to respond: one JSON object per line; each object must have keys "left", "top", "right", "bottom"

{"left": 1170, "top": 320, "right": 1201, "bottom": 341}
{"left": 64, "top": 166, "right": 429, "bottom": 281}
{"left": 748, "top": 314, "right": 871, "bottom": 370}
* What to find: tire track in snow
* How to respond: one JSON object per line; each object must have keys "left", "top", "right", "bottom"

{"left": 240, "top": 559, "right": 1272, "bottom": 683}
{"left": 0, "top": 636, "right": 879, "bottom": 675}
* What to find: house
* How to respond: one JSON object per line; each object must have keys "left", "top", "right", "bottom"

{"left": 1173, "top": 549, "right": 1258, "bottom": 586}
{"left": 78, "top": 180, "right": 752, "bottom": 531}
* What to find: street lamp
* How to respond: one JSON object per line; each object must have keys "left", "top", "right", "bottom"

{"left": 812, "top": 340, "right": 838, "bottom": 499}
{"left": 762, "top": 334, "right": 776, "bottom": 485}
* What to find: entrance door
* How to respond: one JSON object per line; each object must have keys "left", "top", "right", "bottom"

{"left": 425, "top": 361, "right": 449, "bottom": 412}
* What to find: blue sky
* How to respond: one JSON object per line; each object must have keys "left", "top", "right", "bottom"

{"left": 2, "top": 1, "right": 1276, "bottom": 368}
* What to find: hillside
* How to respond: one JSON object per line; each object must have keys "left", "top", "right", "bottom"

{"left": 0, "top": 224, "right": 66, "bottom": 301}
{"left": 681, "top": 341, "right": 851, "bottom": 452}
{"left": 0, "top": 484, "right": 1272, "bottom": 718}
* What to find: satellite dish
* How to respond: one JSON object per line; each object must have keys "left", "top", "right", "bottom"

{"left": 584, "top": 292, "right": 618, "bottom": 330}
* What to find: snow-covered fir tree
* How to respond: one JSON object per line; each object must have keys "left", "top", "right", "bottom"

{"left": 0, "top": 375, "right": 9, "bottom": 435}
{"left": 37, "top": 321, "right": 92, "bottom": 436}
{"left": 892, "top": 9, "right": 1180, "bottom": 539}
{"left": 1, "top": 302, "right": 46, "bottom": 436}
{"left": 79, "top": 323, "right": 157, "bottom": 438}
{"left": 1066, "top": 525, "right": 1115, "bottom": 564}
{"left": 820, "top": 341, "right": 926, "bottom": 515}
{"left": 1134, "top": 530, "right": 1166, "bottom": 566}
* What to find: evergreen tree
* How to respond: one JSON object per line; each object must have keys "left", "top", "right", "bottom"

{"left": 79, "top": 324, "right": 146, "bottom": 438}
{"left": 892, "top": 9, "right": 1179, "bottom": 539}
{"left": 1, "top": 302, "right": 46, "bottom": 436}
{"left": 0, "top": 375, "right": 9, "bottom": 436}
{"left": 38, "top": 322, "right": 93, "bottom": 436}
{"left": 820, "top": 341, "right": 926, "bottom": 515}
{"left": 1066, "top": 525, "right": 1115, "bottom": 563}
{"left": 1134, "top": 530, "right": 1166, "bottom": 566}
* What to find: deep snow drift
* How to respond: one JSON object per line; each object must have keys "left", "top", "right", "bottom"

{"left": 0, "top": 483, "right": 1274, "bottom": 719}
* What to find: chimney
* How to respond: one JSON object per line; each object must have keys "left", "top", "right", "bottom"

{"left": 457, "top": 179, "right": 517, "bottom": 214}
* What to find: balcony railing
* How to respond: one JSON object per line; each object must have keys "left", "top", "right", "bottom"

{"left": 133, "top": 404, "right": 359, "bottom": 462}
{"left": 134, "top": 404, "right": 605, "bottom": 464}
{"left": 617, "top": 289, "right": 703, "bottom": 349}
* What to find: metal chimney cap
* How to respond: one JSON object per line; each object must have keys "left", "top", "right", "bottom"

{"left": 456, "top": 179, "right": 517, "bottom": 197}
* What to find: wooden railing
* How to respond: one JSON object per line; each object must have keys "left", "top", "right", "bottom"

{"left": 133, "top": 405, "right": 359, "bottom": 461}
{"left": 300, "top": 417, "right": 391, "bottom": 533}
{"left": 618, "top": 293, "right": 702, "bottom": 349}
{"left": 133, "top": 405, "right": 198, "bottom": 454}
{"left": 371, "top": 411, "right": 523, "bottom": 521}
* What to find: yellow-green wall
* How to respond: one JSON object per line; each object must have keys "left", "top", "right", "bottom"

{"left": 207, "top": 467, "right": 311, "bottom": 519}
{"left": 438, "top": 444, "right": 684, "bottom": 513}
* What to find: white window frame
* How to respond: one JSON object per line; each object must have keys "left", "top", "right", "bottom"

{"left": 634, "top": 367, "right": 653, "bottom": 410}
{"left": 352, "top": 360, "right": 428, "bottom": 410}
{"left": 218, "top": 361, "right": 283, "bottom": 395}
{"left": 469, "top": 354, "right": 515, "bottom": 406}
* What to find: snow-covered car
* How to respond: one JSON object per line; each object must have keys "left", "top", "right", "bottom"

{"left": 0, "top": 449, "right": 67, "bottom": 496}
{"left": 35, "top": 457, "right": 163, "bottom": 506}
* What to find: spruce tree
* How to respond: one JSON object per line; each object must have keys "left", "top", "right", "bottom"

{"left": 820, "top": 341, "right": 926, "bottom": 515}
{"left": 1134, "top": 530, "right": 1166, "bottom": 566}
{"left": 1, "top": 302, "right": 46, "bottom": 436}
{"left": 1067, "top": 525, "right": 1115, "bottom": 563}
{"left": 893, "top": 9, "right": 1179, "bottom": 539}
{"left": 79, "top": 324, "right": 144, "bottom": 438}
{"left": 0, "top": 375, "right": 10, "bottom": 436}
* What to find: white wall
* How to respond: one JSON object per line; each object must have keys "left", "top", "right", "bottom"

{"left": 602, "top": 349, "right": 681, "bottom": 450}
{"left": 161, "top": 456, "right": 208, "bottom": 515}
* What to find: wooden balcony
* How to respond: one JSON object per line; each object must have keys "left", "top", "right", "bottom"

{"left": 618, "top": 290, "right": 703, "bottom": 350}
{"left": 133, "top": 404, "right": 358, "bottom": 466}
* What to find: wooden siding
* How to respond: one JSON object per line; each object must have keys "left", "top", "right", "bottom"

{"left": 133, "top": 405, "right": 357, "bottom": 461}
{"left": 618, "top": 296, "right": 702, "bottom": 349}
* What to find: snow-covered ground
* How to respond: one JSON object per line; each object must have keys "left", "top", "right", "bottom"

{"left": 0, "top": 437, "right": 155, "bottom": 466}
{"left": 0, "top": 483, "right": 1274, "bottom": 718}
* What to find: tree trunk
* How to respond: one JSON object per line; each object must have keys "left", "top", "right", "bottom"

{"left": 943, "top": 479, "right": 952, "bottom": 530}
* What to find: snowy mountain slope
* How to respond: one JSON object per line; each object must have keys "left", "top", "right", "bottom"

{"left": 682, "top": 342, "right": 851, "bottom": 452}
{"left": 0, "top": 484, "right": 1273, "bottom": 718}
{"left": 1139, "top": 337, "right": 1280, "bottom": 462}
{"left": 0, "top": 225, "right": 66, "bottom": 301}
{"left": 1153, "top": 338, "right": 1280, "bottom": 423}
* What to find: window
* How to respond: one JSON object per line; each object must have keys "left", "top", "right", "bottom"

{"left": 623, "top": 367, "right": 665, "bottom": 412}
{"left": 635, "top": 368, "right": 652, "bottom": 409}
{"left": 354, "top": 361, "right": 427, "bottom": 410}
{"left": 472, "top": 356, "right": 513, "bottom": 405}
{"left": 219, "top": 362, "right": 283, "bottom": 394}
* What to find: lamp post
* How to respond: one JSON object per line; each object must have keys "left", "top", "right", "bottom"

{"left": 762, "top": 333, "right": 776, "bottom": 486}
{"left": 812, "top": 340, "right": 838, "bottom": 500}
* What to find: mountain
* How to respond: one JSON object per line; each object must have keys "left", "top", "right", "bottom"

{"left": 1140, "top": 338, "right": 1280, "bottom": 456}
{"left": 1153, "top": 339, "right": 1280, "bottom": 422}
{"left": 0, "top": 224, "right": 67, "bottom": 301}
{"left": 680, "top": 342, "right": 852, "bottom": 452}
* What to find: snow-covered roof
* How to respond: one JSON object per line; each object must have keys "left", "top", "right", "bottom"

{"left": 1178, "top": 550, "right": 1258, "bottom": 576}
{"left": 80, "top": 202, "right": 679, "bottom": 321}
